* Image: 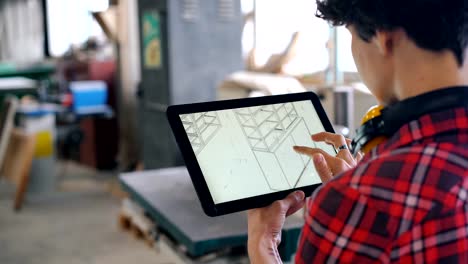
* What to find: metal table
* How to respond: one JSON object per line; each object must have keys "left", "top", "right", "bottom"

{"left": 120, "top": 167, "right": 304, "bottom": 261}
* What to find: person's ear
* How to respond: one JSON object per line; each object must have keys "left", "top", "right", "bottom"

{"left": 373, "top": 30, "right": 397, "bottom": 57}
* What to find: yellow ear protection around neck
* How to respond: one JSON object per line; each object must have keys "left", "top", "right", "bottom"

{"left": 350, "top": 105, "right": 387, "bottom": 156}
{"left": 350, "top": 86, "right": 468, "bottom": 156}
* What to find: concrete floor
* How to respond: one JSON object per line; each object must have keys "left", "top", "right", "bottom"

{"left": 0, "top": 162, "right": 182, "bottom": 264}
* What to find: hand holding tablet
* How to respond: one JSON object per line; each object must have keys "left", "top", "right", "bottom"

{"left": 167, "top": 92, "right": 336, "bottom": 216}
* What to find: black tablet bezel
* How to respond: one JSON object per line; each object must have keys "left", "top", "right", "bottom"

{"left": 167, "top": 92, "right": 336, "bottom": 217}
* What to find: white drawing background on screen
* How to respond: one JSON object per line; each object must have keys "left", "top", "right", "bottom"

{"left": 180, "top": 101, "right": 335, "bottom": 204}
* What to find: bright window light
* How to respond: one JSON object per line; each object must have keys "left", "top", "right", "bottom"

{"left": 255, "top": 0, "right": 330, "bottom": 75}
{"left": 241, "top": 0, "right": 254, "bottom": 14}
{"left": 87, "top": 0, "right": 109, "bottom": 12}
{"left": 46, "top": 0, "right": 104, "bottom": 56}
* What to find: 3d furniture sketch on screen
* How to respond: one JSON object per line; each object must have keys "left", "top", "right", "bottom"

{"left": 181, "top": 112, "right": 221, "bottom": 155}
{"left": 235, "top": 103, "right": 315, "bottom": 191}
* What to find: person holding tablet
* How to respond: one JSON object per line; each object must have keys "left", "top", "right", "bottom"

{"left": 247, "top": 0, "right": 468, "bottom": 263}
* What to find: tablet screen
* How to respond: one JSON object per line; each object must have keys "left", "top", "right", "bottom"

{"left": 179, "top": 100, "right": 336, "bottom": 204}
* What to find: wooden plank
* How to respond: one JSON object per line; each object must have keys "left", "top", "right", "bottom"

{"left": 1, "top": 128, "right": 36, "bottom": 211}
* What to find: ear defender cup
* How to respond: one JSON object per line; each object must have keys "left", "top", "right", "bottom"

{"left": 350, "top": 86, "right": 468, "bottom": 157}
{"left": 351, "top": 105, "right": 387, "bottom": 156}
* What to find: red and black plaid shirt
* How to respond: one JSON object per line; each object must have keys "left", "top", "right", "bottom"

{"left": 296, "top": 105, "right": 468, "bottom": 263}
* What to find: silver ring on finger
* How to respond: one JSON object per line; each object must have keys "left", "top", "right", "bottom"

{"left": 338, "top": 144, "right": 348, "bottom": 151}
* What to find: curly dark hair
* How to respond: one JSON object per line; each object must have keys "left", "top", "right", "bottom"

{"left": 316, "top": 0, "right": 468, "bottom": 66}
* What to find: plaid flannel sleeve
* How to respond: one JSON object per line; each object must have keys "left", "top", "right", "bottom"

{"left": 295, "top": 180, "right": 398, "bottom": 263}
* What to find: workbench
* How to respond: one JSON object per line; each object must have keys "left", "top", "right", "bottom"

{"left": 119, "top": 167, "right": 304, "bottom": 262}
{"left": 0, "top": 62, "right": 55, "bottom": 108}
{"left": 0, "top": 77, "right": 38, "bottom": 107}
{"left": 0, "top": 63, "right": 55, "bottom": 80}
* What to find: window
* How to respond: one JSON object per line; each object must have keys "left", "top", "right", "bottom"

{"left": 242, "top": 0, "right": 358, "bottom": 78}
{"left": 254, "top": 0, "right": 330, "bottom": 75}
{"left": 46, "top": 0, "right": 108, "bottom": 57}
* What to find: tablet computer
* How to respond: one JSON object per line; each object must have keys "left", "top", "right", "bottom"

{"left": 167, "top": 92, "right": 336, "bottom": 216}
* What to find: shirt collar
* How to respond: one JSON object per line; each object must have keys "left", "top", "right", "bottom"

{"left": 368, "top": 86, "right": 468, "bottom": 156}
{"left": 381, "top": 86, "right": 468, "bottom": 136}
{"left": 381, "top": 106, "right": 468, "bottom": 152}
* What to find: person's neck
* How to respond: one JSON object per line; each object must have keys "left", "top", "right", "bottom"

{"left": 394, "top": 50, "right": 468, "bottom": 101}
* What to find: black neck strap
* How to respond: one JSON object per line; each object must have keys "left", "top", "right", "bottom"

{"left": 351, "top": 86, "right": 468, "bottom": 156}
{"left": 382, "top": 86, "right": 468, "bottom": 136}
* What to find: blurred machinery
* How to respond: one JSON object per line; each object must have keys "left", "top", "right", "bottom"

{"left": 137, "top": 0, "right": 243, "bottom": 169}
